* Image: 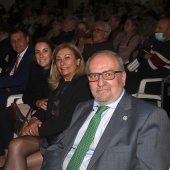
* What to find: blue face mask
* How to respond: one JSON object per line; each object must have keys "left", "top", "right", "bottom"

{"left": 154, "top": 33, "right": 166, "bottom": 42}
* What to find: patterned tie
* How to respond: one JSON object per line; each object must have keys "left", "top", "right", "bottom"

{"left": 66, "top": 106, "right": 109, "bottom": 170}
{"left": 14, "top": 54, "right": 21, "bottom": 71}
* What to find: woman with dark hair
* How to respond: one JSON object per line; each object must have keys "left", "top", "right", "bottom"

{"left": 4, "top": 43, "right": 92, "bottom": 170}
{"left": 23, "top": 37, "right": 54, "bottom": 109}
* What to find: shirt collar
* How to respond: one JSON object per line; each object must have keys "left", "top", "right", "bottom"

{"left": 18, "top": 45, "right": 29, "bottom": 58}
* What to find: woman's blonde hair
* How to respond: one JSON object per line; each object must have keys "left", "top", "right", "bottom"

{"left": 48, "top": 42, "right": 85, "bottom": 90}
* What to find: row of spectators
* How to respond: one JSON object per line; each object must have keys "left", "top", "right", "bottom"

{"left": 0, "top": 1, "right": 170, "bottom": 169}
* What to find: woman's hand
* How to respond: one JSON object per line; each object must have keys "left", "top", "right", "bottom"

{"left": 19, "top": 118, "right": 42, "bottom": 136}
{"left": 36, "top": 99, "right": 48, "bottom": 110}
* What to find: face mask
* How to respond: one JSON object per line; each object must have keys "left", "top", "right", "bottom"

{"left": 154, "top": 33, "right": 166, "bottom": 42}
{"left": 76, "top": 29, "right": 86, "bottom": 38}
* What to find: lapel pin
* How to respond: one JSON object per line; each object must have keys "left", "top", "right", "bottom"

{"left": 123, "top": 116, "right": 128, "bottom": 121}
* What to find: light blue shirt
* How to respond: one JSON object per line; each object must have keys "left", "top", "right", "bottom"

{"left": 63, "top": 89, "right": 125, "bottom": 170}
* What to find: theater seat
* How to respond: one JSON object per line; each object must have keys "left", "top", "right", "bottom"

{"left": 6, "top": 94, "right": 23, "bottom": 107}
{"left": 133, "top": 78, "right": 162, "bottom": 107}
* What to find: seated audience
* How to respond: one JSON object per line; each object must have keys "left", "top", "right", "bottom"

{"left": 0, "top": 37, "right": 53, "bottom": 168}
{"left": 125, "top": 17, "right": 170, "bottom": 94}
{"left": 4, "top": 43, "right": 93, "bottom": 170}
{"left": 19, "top": 5, "right": 37, "bottom": 35}
{"left": 42, "top": 50, "right": 170, "bottom": 170}
{"left": 51, "top": 15, "right": 79, "bottom": 46}
{"left": 85, "top": 13, "right": 97, "bottom": 32}
{"left": 117, "top": 6, "right": 128, "bottom": 24}
{"left": 7, "top": 2, "right": 22, "bottom": 26}
{"left": 46, "top": 17, "right": 64, "bottom": 41}
{"left": 20, "top": 15, "right": 37, "bottom": 36}
{"left": 0, "top": 27, "right": 34, "bottom": 109}
{"left": 32, "top": 13, "right": 52, "bottom": 41}
{"left": 108, "top": 13, "right": 123, "bottom": 41}
{"left": 72, "top": 21, "right": 93, "bottom": 53}
{"left": 113, "top": 17, "right": 142, "bottom": 64}
{"left": 130, "top": 5, "right": 142, "bottom": 21}
{"left": 139, "top": 10, "right": 158, "bottom": 39}
{"left": 82, "top": 21, "right": 114, "bottom": 62}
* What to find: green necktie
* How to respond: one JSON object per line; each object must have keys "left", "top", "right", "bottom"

{"left": 66, "top": 106, "right": 109, "bottom": 170}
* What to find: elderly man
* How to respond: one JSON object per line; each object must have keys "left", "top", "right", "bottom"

{"left": 42, "top": 50, "right": 170, "bottom": 170}
{"left": 0, "top": 27, "right": 34, "bottom": 109}
{"left": 82, "top": 21, "right": 114, "bottom": 62}
{"left": 125, "top": 17, "right": 170, "bottom": 94}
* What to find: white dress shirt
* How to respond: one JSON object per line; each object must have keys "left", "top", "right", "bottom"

{"left": 63, "top": 89, "right": 125, "bottom": 170}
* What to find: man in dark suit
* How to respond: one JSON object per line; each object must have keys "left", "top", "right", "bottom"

{"left": 0, "top": 27, "right": 34, "bottom": 109}
{"left": 42, "top": 50, "right": 170, "bottom": 170}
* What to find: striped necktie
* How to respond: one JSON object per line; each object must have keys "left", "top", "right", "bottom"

{"left": 14, "top": 54, "right": 21, "bottom": 71}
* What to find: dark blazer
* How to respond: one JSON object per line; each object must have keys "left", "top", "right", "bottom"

{"left": 34, "top": 75, "right": 93, "bottom": 137}
{"left": 22, "top": 62, "right": 51, "bottom": 108}
{"left": 42, "top": 92, "right": 170, "bottom": 170}
{"left": 0, "top": 45, "right": 34, "bottom": 108}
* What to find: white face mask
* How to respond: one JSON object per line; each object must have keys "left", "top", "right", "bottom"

{"left": 154, "top": 33, "right": 166, "bottom": 42}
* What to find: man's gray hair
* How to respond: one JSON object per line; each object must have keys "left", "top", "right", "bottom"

{"left": 95, "top": 21, "right": 111, "bottom": 37}
{"left": 86, "top": 50, "right": 124, "bottom": 73}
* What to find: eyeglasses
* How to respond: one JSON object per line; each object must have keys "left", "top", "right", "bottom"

{"left": 92, "top": 29, "right": 107, "bottom": 33}
{"left": 87, "top": 70, "right": 122, "bottom": 82}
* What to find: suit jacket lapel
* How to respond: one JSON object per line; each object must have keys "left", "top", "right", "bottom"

{"left": 8, "top": 45, "right": 31, "bottom": 73}
{"left": 87, "top": 92, "right": 133, "bottom": 169}
{"left": 62, "top": 101, "right": 93, "bottom": 161}
{"left": 16, "top": 45, "right": 31, "bottom": 70}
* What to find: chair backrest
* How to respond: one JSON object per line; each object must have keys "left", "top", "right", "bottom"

{"left": 134, "top": 78, "right": 162, "bottom": 107}
{"left": 6, "top": 94, "right": 23, "bottom": 107}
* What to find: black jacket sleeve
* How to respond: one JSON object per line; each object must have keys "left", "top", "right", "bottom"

{"left": 38, "top": 75, "right": 93, "bottom": 137}
{"left": 22, "top": 63, "right": 51, "bottom": 108}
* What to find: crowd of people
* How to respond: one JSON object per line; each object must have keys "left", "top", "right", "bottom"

{"left": 0, "top": 1, "right": 170, "bottom": 169}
